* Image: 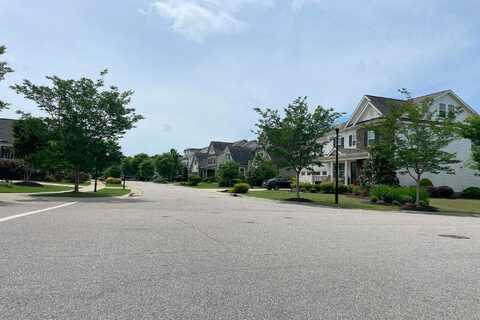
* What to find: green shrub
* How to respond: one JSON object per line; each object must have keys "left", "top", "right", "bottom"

{"left": 370, "top": 185, "right": 429, "bottom": 204}
{"left": 420, "top": 178, "right": 433, "bottom": 187}
{"left": 427, "top": 186, "right": 454, "bottom": 198}
{"left": 300, "top": 183, "right": 313, "bottom": 192}
{"left": 370, "top": 196, "right": 378, "bottom": 203}
{"left": 187, "top": 176, "right": 202, "bottom": 186}
{"left": 461, "top": 187, "right": 480, "bottom": 199}
{"left": 319, "top": 182, "right": 334, "bottom": 193}
{"left": 231, "top": 183, "right": 250, "bottom": 194}
{"left": 153, "top": 176, "right": 168, "bottom": 184}
{"left": 105, "top": 177, "right": 122, "bottom": 185}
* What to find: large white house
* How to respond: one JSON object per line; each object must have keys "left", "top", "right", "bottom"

{"left": 299, "top": 90, "right": 479, "bottom": 191}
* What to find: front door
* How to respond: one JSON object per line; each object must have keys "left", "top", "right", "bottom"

{"left": 350, "top": 161, "right": 357, "bottom": 185}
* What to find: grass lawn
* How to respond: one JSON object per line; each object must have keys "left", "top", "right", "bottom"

{"left": 105, "top": 183, "right": 124, "bottom": 188}
{"left": 191, "top": 182, "right": 222, "bottom": 189}
{"left": 36, "top": 187, "right": 131, "bottom": 198}
{"left": 0, "top": 183, "right": 72, "bottom": 193}
{"left": 247, "top": 190, "right": 480, "bottom": 216}
{"left": 246, "top": 190, "right": 397, "bottom": 211}
{"left": 430, "top": 198, "right": 480, "bottom": 215}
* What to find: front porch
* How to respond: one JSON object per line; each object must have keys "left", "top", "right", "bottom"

{"left": 326, "top": 158, "right": 366, "bottom": 185}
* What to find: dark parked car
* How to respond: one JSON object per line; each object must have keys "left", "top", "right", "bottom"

{"left": 262, "top": 177, "right": 291, "bottom": 190}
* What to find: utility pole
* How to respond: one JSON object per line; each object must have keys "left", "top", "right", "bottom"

{"left": 335, "top": 128, "right": 339, "bottom": 206}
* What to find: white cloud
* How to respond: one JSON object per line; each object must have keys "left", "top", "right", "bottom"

{"left": 148, "top": 0, "right": 254, "bottom": 42}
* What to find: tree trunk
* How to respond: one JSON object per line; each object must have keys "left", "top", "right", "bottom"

{"left": 415, "top": 175, "right": 421, "bottom": 208}
{"left": 296, "top": 171, "right": 300, "bottom": 200}
{"left": 94, "top": 168, "right": 98, "bottom": 193}
{"left": 74, "top": 167, "right": 80, "bottom": 193}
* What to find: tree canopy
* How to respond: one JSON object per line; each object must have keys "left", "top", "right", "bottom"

{"left": 0, "top": 45, "right": 14, "bottom": 110}
{"left": 254, "top": 96, "right": 342, "bottom": 199}
{"left": 11, "top": 70, "right": 143, "bottom": 191}
{"left": 462, "top": 115, "right": 480, "bottom": 172}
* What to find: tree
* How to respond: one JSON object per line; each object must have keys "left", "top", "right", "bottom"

{"left": 363, "top": 106, "right": 402, "bottom": 186}
{"left": 462, "top": 115, "right": 480, "bottom": 172}
{"left": 104, "top": 164, "right": 122, "bottom": 179}
{"left": 382, "top": 90, "right": 460, "bottom": 207}
{"left": 121, "top": 157, "right": 136, "bottom": 178}
{"left": 0, "top": 45, "right": 14, "bottom": 110}
{"left": 254, "top": 97, "right": 342, "bottom": 200}
{"left": 92, "top": 140, "right": 122, "bottom": 191}
{"left": 13, "top": 115, "right": 50, "bottom": 182}
{"left": 11, "top": 70, "right": 143, "bottom": 192}
{"left": 138, "top": 159, "right": 155, "bottom": 181}
{"left": 246, "top": 154, "right": 277, "bottom": 187}
{"left": 217, "top": 161, "right": 240, "bottom": 187}
{"left": 131, "top": 153, "right": 150, "bottom": 179}
{"left": 154, "top": 149, "right": 184, "bottom": 182}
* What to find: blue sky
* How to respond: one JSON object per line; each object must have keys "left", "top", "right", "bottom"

{"left": 1, "top": 0, "right": 479, "bottom": 155}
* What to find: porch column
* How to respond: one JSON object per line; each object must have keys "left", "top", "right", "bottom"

{"left": 330, "top": 161, "right": 334, "bottom": 182}
{"left": 344, "top": 160, "right": 349, "bottom": 185}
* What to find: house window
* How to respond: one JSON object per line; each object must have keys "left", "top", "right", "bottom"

{"left": 322, "top": 171, "right": 328, "bottom": 176}
{"left": 225, "top": 153, "right": 231, "bottom": 161}
{"left": 439, "top": 103, "right": 447, "bottom": 118}
{"left": 208, "top": 157, "right": 216, "bottom": 165}
{"left": 367, "top": 130, "right": 375, "bottom": 145}
{"left": 348, "top": 135, "right": 356, "bottom": 147}
{"left": 301, "top": 171, "right": 305, "bottom": 176}
{"left": 448, "top": 104, "right": 455, "bottom": 116}
{"left": 0, "top": 146, "right": 13, "bottom": 159}
{"left": 340, "top": 136, "right": 345, "bottom": 148}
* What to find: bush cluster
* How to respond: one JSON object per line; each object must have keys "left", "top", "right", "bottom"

{"left": 153, "top": 175, "right": 168, "bottom": 184}
{"left": 426, "top": 186, "right": 454, "bottom": 198}
{"left": 231, "top": 183, "right": 250, "bottom": 194}
{"left": 187, "top": 176, "right": 202, "bottom": 186}
{"left": 419, "top": 178, "right": 433, "bottom": 187}
{"left": 292, "top": 181, "right": 354, "bottom": 194}
{"left": 370, "top": 185, "right": 429, "bottom": 205}
{"left": 105, "top": 177, "right": 122, "bottom": 185}
{"left": 461, "top": 187, "right": 480, "bottom": 199}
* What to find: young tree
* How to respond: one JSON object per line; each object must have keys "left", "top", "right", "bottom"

{"left": 217, "top": 161, "right": 240, "bottom": 187}
{"left": 11, "top": 70, "right": 143, "bottom": 192}
{"left": 254, "top": 97, "right": 342, "bottom": 200}
{"left": 138, "top": 159, "right": 155, "bottom": 181}
{"left": 462, "top": 115, "right": 480, "bottom": 172}
{"left": 245, "top": 154, "right": 278, "bottom": 187}
{"left": 154, "top": 149, "right": 183, "bottom": 182}
{"left": 391, "top": 90, "right": 459, "bottom": 207}
{"left": 13, "top": 114, "right": 49, "bottom": 182}
{"left": 363, "top": 107, "right": 403, "bottom": 186}
{"left": 0, "top": 45, "right": 14, "bottom": 110}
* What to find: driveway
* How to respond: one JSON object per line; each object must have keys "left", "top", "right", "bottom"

{"left": 0, "top": 182, "right": 479, "bottom": 319}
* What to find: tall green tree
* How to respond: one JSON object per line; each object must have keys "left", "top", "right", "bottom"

{"left": 138, "top": 159, "right": 155, "bottom": 181}
{"left": 462, "top": 115, "right": 480, "bottom": 172}
{"left": 11, "top": 70, "right": 143, "bottom": 192}
{"left": 363, "top": 106, "right": 403, "bottom": 186}
{"left": 254, "top": 97, "right": 342, "bottom": 200}
{"left": 0, "top": 45, "right": 14, "bottom": 110}
{"left": 131, "top": 153, "right": 150, "bottom": 179}
{"left": 217, "top": 161, "right": 240, "bottom": 187}
{"left": 381, "top": 90, "right": 460, "bottom": 207}
{"left": 154, "top": 149, "right": 183, "bottom": 182}
{"left": 13, "top": 114, "right": 49, "bottom": 182}
{"left": 246, "top": 154, "right": 277, "bottom": 187}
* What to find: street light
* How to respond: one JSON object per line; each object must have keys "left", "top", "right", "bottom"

{"left": 335, "top": 128, "right": 339, "bottom": 206}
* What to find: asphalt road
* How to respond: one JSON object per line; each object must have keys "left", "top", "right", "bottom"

{"left": 1, "top": 182, "right": 479, "bottom": 319}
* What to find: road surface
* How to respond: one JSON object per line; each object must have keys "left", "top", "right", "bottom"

{"left": 1, "top": 182, "right": 479, "bottom": 319}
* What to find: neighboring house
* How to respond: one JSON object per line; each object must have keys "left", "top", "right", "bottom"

{"left": 0, "top": 118, "right": 15, "bottom": 160}
{"left": 299, "top": 90, "right": 479, "bottom": 191}
{"left": 185, "top": 140, "right": 266, "bottom": 178}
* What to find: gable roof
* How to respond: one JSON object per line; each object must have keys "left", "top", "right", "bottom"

{"left": 209, "top": 141, "right": 232, "bottom": 154}
{"left": 0, "top": 118, "right": 15, "bottom": 144}
{"left": 364, "top": 95, "right": 406, "bottom": 116}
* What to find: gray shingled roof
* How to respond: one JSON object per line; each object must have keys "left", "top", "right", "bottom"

{"left": 229, "top": 145, "right": 255, "bottom": 166}
{"left": 0, "top": 118, "right": 15, "bottom": 144}
{"left": 210, "top": 141, "right": 232, "bottom": 154}
{"left": 365, "top": 90, "right": 451, "bottom": 117}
